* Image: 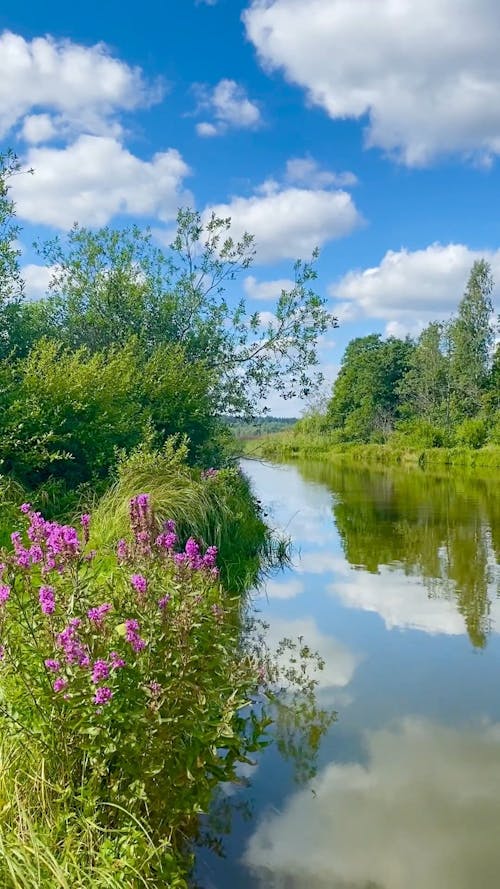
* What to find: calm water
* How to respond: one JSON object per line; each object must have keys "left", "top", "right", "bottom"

{"left": 196, "top": 458, "right": 500, "bottom": 889}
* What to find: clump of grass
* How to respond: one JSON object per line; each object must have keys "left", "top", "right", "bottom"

{"left": 89, "top": 439, "right": 280, "bottom": 592}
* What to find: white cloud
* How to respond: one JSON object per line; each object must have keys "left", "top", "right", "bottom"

{"left": 330, "top": 566, "right": 466, "bottom": 636}
{"left": 285, "top": 157, "right": 358, "bottom": 189}
{"left": 262, "top": 577, "right": 305, "bottom": 600}
{"left": 330, "top": 243, "right": 500, "bottom": 334}
{"left": 244, "top": 718, "right": 500, "bottom": 888}
{"left": 20, "top": 113, "right": 57, "bottom": 144}
{"left": 244, "top": 0, "right": 500, "bottom": 166}
{"left": 0, "top": 31, "right": 160, "bottom": 140}
{"left": 244, "top": 275, "right": 296, "bottom": 300}
{"left": 194, "top": 78, "right": 261, "bottom": 136}
{"left": 21, "top": 263, "right": 55, "bottom": 299}
{"left": 205, "top": 177, "right": 361, "bottom": 263}
{"left": 196, "top": 121, "right": 218, "bottom": 137}
{"left": 12, "top": 135, "right": 191, "bottom": 229}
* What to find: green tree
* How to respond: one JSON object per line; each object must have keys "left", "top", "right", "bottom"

{"left": 449, "top": 259, "right": 495, "bottom": 420}
{"left": 27, "top": 210, "right": 333, "bottom": 416}
{"left": 398, "top": 321, "right": 451, "bottom": 430}
{"left": 0, "top": 151, "right": 28, "bottom": 358}
{"left": 327, "top": 334, "right": 414, "bottom": 441}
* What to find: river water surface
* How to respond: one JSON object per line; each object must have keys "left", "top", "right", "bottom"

{"left": 197, "top": 458, "right": 500, "bottom": 889}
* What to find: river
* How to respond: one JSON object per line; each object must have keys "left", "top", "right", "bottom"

{"left": 196, "top": 457, "right": 500, "bottom": 889}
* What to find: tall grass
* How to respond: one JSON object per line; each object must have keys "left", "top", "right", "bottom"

{"left": 0, "top": 734, "right": 179, "bottom": 889}
{"left": 89, "top": 441, "right": 280, "bottom": 592}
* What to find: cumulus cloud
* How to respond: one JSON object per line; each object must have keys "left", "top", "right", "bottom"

{"left": 205, "top": 171, "right": 361, "bottom": 263}
{"left": 330, "top": 243, "right": 500, "bottom": 334}
{"left": 244, "top": 718, "right": 500, "bottom": 888}
{"left": 12, "top": 135, "right": 191, "bottom": 229}
{"left": 194, "top": 78, "right": 261, "bottom": 136}
{"left": 244, "top": 0, "right": 500, "bottom": 166}
{"left": 0, "top": 30, "right": 160, "bottom": 141}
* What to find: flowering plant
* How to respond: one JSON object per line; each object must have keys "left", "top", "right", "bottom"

{"left": 0, "top": 493, "right": 266, "bottom": 877}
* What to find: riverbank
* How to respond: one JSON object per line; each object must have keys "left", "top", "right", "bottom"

{"left": 242, "top": 432, "right": 500, "bottom": 469}
{"left": 0, "top": 444, "right": 279, "bottom": 888}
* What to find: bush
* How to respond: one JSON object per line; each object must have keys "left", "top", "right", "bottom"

{"left": 456, "top": 417, "right": 489, "bottom": 449}
{"left": 0, "top": 340, "right": 229, "bottom": 491}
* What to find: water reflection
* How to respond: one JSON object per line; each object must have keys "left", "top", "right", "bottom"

{"left": 197, "top": 460, "right": 500, "bottom": 888}
{"left": 299, "top": 462, "right": 499, "bottom": 647}
{"left": 245, "top": 717, "right": 500, "bottom": 889}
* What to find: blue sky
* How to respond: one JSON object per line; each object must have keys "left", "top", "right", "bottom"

{"left": 1, "top": 0, "right": 500, "bottom": 414}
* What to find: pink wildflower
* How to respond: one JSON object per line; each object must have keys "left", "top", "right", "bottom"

{"left": 39, "top": 585, "right": 55, "bottom": 615}
{"left": 94, "top": 686, "right": 113, "bottom": 706}
{"left": 91, "top": 660, "right": 110, "bottom": 684}
{"left": 87, "top": 603, "right": 112, "bottom": 626}
{"left": 53, "top": 677, "right": 68, "bottom": 693}
{"left": 130, "top": 574, "right": 148, "bottom": 597}
{"left": 0, "top": 585, "right": 10, "bottom": 605}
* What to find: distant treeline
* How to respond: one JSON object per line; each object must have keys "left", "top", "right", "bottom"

{"left": 300, "top": 259, "right": 499, "bottom": 450}
{"left": 226, "top": 415, "right": 297, "bottom": 439}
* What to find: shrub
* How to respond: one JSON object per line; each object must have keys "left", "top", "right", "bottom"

{"left": 456, "top": 417, "right": 489, "bottom": 449}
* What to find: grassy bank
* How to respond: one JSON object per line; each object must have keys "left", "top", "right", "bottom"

{"left": 0, "top": 443, "right": 280, "bottom": 887}
{"left": 242, "top": 431, "right": 500, "bottom": 469}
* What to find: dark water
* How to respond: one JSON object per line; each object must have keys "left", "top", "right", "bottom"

{"left": 196, "top": 459, "right": 500, "bottom": 889}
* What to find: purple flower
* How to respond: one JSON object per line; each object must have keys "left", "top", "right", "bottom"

{"left": 44, "top": 659, "right": 60, "bottom": 672}
{"left": 0, "top": 585, "right": 10, "bottom": 605}
{"left": 125, "top": 619, "right": 147, "bottom": 653}
{"left": 39, "top": 585, "right": 56, "bottom": 615}
{"left": 0, "top": 645, "right": 5, "bottom": 661}
{"left": 80, "top": 514, "right": 91, "bottom": 543}
{"left": 110, "top": 651, "right": 126, "bottom": 670}
{"left": 164, "top": 519, "right": 176, "bottom": 533}
{"left": 94, "top": 686, "right": 113, "bottom": 706}
{"left": 155, "top": 531, "right": 177, "bottom": 550}
{"left": 185, "top": 537, "right": 202, "bottom": 569}
{"left": 173, "top": 552, "right": 187, "bottom": 568}
{"left": 91, "top": 660, "right": 110, "bottom": 684}
{"left": 202, "top": 545, "right": 218, "bottom": 569}
{"left": 130, "top": 574, "right": 148, "bottom": 597}
{"left": 56, "top": 620, "right": 89, "bottom": 666}
{"left": 53, "top": 677, "right": 68, "bottom": 693}
{"left": 158, "top": 595, "right": 170, "bottom": 610}
{"left": 129, "top": 494, "right": 153, "bottom": 555}
{"left": 87, "top": 603, "right": 112, "bottom": 626}
{"left": 116, "top": 539, "right": 129, "bottom": 562}
{"left": 149, "top": 681, "right": 162, "bottom": 696}
{"left": 20, "top": 502, "right": 32, "bottom": 514}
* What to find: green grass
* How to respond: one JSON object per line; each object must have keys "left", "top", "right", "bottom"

{"left": 242, "top": 432, "right": 500, "bottom": 469}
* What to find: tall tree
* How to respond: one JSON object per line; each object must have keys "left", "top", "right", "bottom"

{"left": 449, "top": 259, "right": 495, "bottom": 419}
{"left": 0, "top": 151, "right": 26, "bottom": 358}
{"left": 327, "top": 334, "right": 414, "bottom": 441}
{"left": 28, "top": 210, "right": 333, "bottom": 416}
{"left": 398, "top": 321, "right": 450, "bottom": 428}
